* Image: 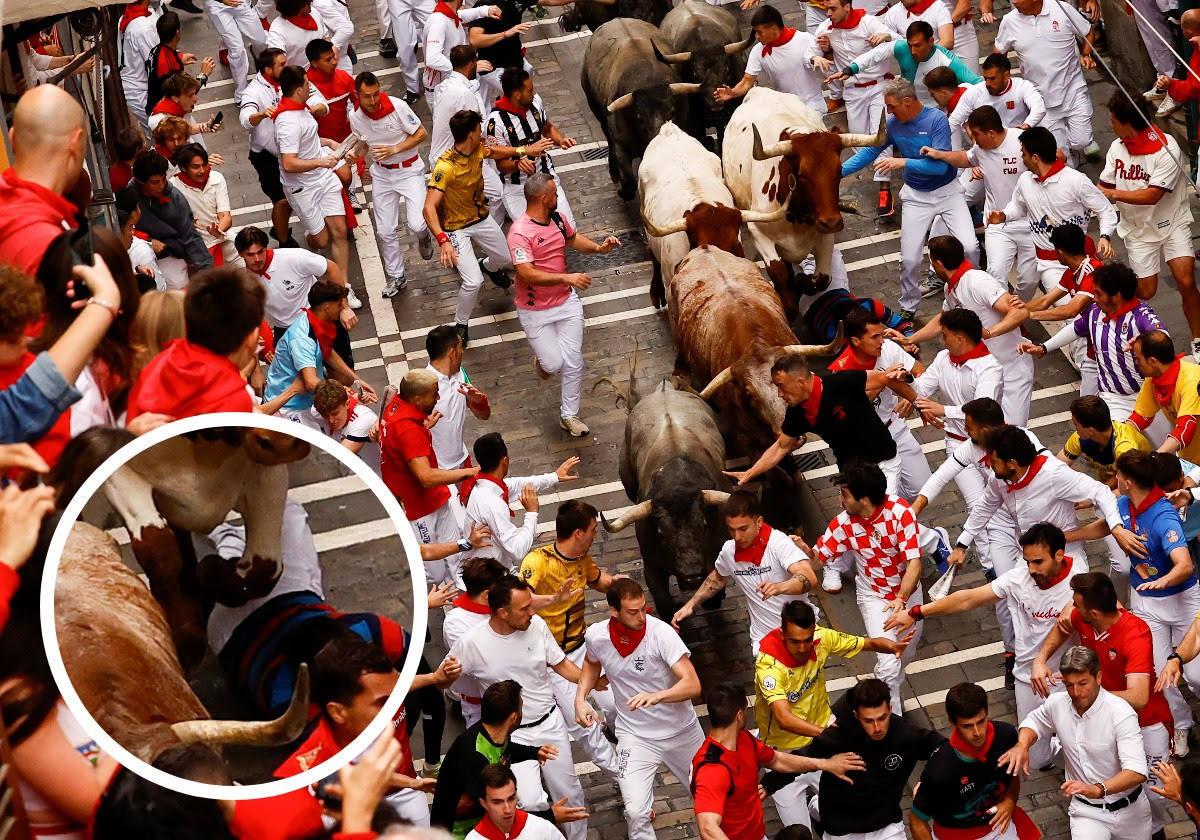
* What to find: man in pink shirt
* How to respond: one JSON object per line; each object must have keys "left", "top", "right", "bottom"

{"left": 506, "top": 173, "right": 619, "bottom": 438}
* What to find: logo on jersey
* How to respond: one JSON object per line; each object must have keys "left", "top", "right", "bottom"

{"left": 787, "top": 690, "right": 802, "bottom": 703}
{"left": 1108, "top": 648, "right": 1117, "bottom": 660}
{"left": 634, "top": 656, "right": 646, "bottom": 672}
{"left": 1051, "top": 19, "right": 1060, "bottom": 29}
{"left": 1168, "top": 529, "right": 1182, "bottom": 544}
{"left": 521, "top": 568, "right": 533, "bottom": 579}
{"left": 514, "top": 246, "right": 530, "bottom": 262}
{"left": 883, "top": 753, "right": 903, "bottom": 771}
{"left": 762, "top": 676, "right": 778, "bottom": 691}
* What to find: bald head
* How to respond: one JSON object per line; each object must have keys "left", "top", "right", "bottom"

{"left": 11, "top": 86, "right": 86, "bottom": 163}
{"left": 1184, "top": 7, "right": 1200, "bottom": 35}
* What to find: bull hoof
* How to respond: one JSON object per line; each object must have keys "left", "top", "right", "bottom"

{"left": 559, "top": 12, "right": 580, "bottom": 31}
{"left": 197, "top": 553, "right": 280, "bottom": 607}
{"left": 618, "top": 186, "right": 636, "bottom": 202}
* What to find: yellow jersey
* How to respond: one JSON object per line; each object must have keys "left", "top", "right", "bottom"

{"left": 1133, "top": 360, "right": 1200, "bottom": 464}
{"left": 428, "top": 145, "right": 495, "bottom": 231}
{"left": 1062, "top": 421, "right": 1152, "bottom": 484}
{"left": 753, "top": 626, "right": 865, "bottom": 750}
{"left": 519, "top": 544, "right": 600, "bottom": 654}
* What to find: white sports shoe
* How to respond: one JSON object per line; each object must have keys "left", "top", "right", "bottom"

{"left": 822, "top": 566, "right": 843, "bottom": 594}
{"left": 559, "top": 416, "right": 590, "bottom": 437}
{"left": 1176, "top": 726, "right": 1191, "bottom": 758}
{"left": 1143, "top": 85, "right": 1167, "bottom": 103}
{"left": 346, "top": 286, "right": 363, "bottom": 310}
{"left": 1157, "top": 92, "right": 1182, "bottom": 117}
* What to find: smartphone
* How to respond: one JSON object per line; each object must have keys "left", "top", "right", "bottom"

{"left": 212, "top": 110, "right": 224, "bottom": 127}
{"left": 70, "top": 224, "right": 94, "bottom": 270}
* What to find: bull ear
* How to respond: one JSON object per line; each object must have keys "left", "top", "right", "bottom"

{"left": 724, "top": 35, "right": 755, "bottom": 55}
{"left": 653, "top": 41, "right": 691, "bottom": 64}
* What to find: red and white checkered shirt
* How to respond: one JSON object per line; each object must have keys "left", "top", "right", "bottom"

{"left": 813, "top": 495, "right": 920, "bottom": 600}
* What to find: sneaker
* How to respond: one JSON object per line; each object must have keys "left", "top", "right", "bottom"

{"left": 876, "top": 186, "right": 895, "bottom": 219}
{"left": 279, "top": 237, "right": 302, "bottom": 248}
{"left": 168, "top": 0, "right": 203, "bottom": 12}
{"left": 1144, "top": 84, "right": 1167, "bottom": 103}
{"left": 930, "top": 526, "right": 951, "bottom": 574}
{"left": 1157, "top": 92, "right": 1182, "bottom": 117}
{"left": 1003, "top": 652, "right": 1016, "bottom": 690}
{"left": 379, "top": 37, "right": 399, "bottom": 58}
{"left": 479, "top": 257, "right": 513, "bottom": 289}
{"left": 826, "top": 98, "right": 846, "bottom": 115}
{"left": 1176, "top": 727, "right": 1192, "bottom": 758}
{"left": 455, "top": 322, "right": 470, "bottom": 348}
{"left": 346, "top": 286, "right": 363, "bottom": 310}
{"left": 821, "top": 566, "right": 843, "bottom": 594}
{"left": 347, "top": 45, "right": 358, "bottom": 66}
{"left": 560, "top": 415, "right": 590, "bottom": 437}
{"left": 404, "top": 90, "right": 422, "bottom": 106}
{"left": 920, "top": 269, "right": 946, "bottom": 299}
{"left": 1084, "top": 140, "right": 1102, "bottom": 162}
{"left": 348, "top": 192, "right": 364, "bottom": 214}
{"left": 382, "top": 276, "right": 407, "bottom": 298}
{"left": 534, "top": 358, "right": 552, "bottom": 380}
{"left": 418, "top": 231, "right": 434, "bottom": 261}
{"left": 421, "top": 760, "right": 441, "bottom": 779}
{"left": 898, "top": 308, "right": 917, "bottom": 324}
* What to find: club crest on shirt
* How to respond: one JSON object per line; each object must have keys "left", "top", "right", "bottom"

{"left": 1167, "top": 529, "right": 1181, "bottom": 544}
{"left": 762, "top": 676, "right": 778, "bottom": 691}
{"left": 1108, "top": 648, "right": 1117, "bottom": 660}
{"left": 295, "top": 745, "right": 323, "bottom": 771}
{"left": 1051, "top": 19, "right": 1060, "bottom": 29}
{"left": 514, "top": 246, "right": 530, "bottom": 262}
{"left": 883, "top": 753, "right": 902, "bottom": 771}
{"left": 522, "top": 568, "right": 533, "bottom": 579}
{"left": 634, "top": 656, "right": 646, "bottom": 672}
{"left": 787, "top": 690, "right": 801, "bottom": 702}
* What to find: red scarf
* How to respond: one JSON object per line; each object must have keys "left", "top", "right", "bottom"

{"left": 949, "top": 342, "right": 990, "bottom": 366}
{"left": 132, "top": 229, "right": 151, "bottom": 241}
{"left": 119, "top": 3, "right": 152, "bottom": 32}
{"left": 434, "top": 1, "right": 462, "bottom": 26}
{"left": 458, "top": 472, "right": 511, "bottom": 511}
{"left": 947, "top": 85, "right": 966, "bottom": 115}
{"left": 1128, "top": 487, "right": 1166, "bottom": 534}
{"left": 473, "top": 810, "right": 529, "bottom": 840}
{"left": 949, "top": 720, "right": 995, "bottom": 762}
{"left": 175, "top": 166, "right": 210, "bottom": 190}
{"left": 271, "top": 96, "right": 309, "bottom": 119}
{"left": 0, "top": 169, "right": 78, "bottom": 225}
{"left": 907, "top": 0, "right": 938, "bottom": 15}
{"left": 1152, "top": 357, "right": 1183, "bottom": 406}
{"left": 801, "top": 374, "right": 823, "bottom": 425}
{"left": 305, "top": 308, "right": 337, "bottom": 359}
{"left": 1040, "top": 554, "right": 1074, "bottom": 589}
{"left": 1123, "top": 126, "right": 1166, "bottom": 155}
{"left": 608, "top": 617, "right": 648, "bottom": 657}
{"left": 1102, "top": 296, "right": 1141, "bottom": 323}
{"left": 361, "top": 91, "right": 398, "bottom": 120}
{"left": 261, "top": 72, "right": 281, "bottom": 90}
{"left": 152, "top": 97, "right": 186, "bottom": 117}
{"left": 284, "top": 13, "right": 319, "bottom": 30}
{"left": 493, "top": 95, "right": 528, "bottom": 117}
{"left": 1034, "top": 159, "right": 1067, "bottom": 183}
{"left": 761, "top": 27, "right": 796, "bottom": 56}
{"left": 831, "top": 345, "right": 877, "bottom": 371}
{"left": 946, "top": 260, "right": 972, "bottom": 295}
{"left": 451, "top": 593, "right": 492, "bottom": 615}
{"left": 126, "top": 339, "right": 252, "bottom": 421}
{"left": 759, "top": 626, "right": 814, "bottom": 665}
{"left": 1005, "top": 453, "right": 1047, "bottom": 493}
{"left": 831, "top": 8, "right": 867, "bottom": 28}
{"left": 733, "top": 523, "right": 772, "bottom": 566}
{"left": 259, "top": 248, "right": 275, "bottom": 280}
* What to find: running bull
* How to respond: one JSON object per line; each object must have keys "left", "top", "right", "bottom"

{"left": 559, "top": 0, "right": 671, "bottom": 34}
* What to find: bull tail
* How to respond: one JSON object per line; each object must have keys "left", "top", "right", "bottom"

{"left": 626, "top": 340, "right": 648, "bottom": 409}
{"left": 591, "top": 377, "right": 631, "bottom": 412}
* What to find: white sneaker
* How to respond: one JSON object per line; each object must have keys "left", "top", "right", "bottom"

{"left": 1157, "top": 92, "right": 1182, "bottom": 117}
{"left": 346, "top": 286, "right": 363, "bottom": 310}
{"left": 920, "top": 270, "right": 946, "bottom": 299}
{"left": 382, "top": 276, "right": 407, "bottom": 298}
{"left": 1176, "top": 726, "right": 1191, "bottom": 758}
{"left": 822, "top": 566, "right": 843, "bottom": 594}
{"left": 559, "top": 416, "right": 590, "bottom": 437}
{"left": 1144, "top": 85, "right": 1167, "bottom": 103}
{"left": 348, "top": 191, "right": 365, "bottom": 214}
{"left": 1084, "top": 140, "right": 1102, "bottom": 162}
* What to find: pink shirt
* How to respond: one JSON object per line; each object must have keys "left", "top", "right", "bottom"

{"left": 507, "top": 212, "right": 576, "bottom": 310}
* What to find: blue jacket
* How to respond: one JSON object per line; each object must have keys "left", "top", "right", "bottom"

{"left": 841, "top": 107, "right": 957, "bottom": 192}
{"left": 0, "top": 352, "right": 81, "bottom": 445}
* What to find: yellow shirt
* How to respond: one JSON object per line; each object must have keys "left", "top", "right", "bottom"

{"left": 428, "top": 145, "right": 492, "bottom": 231}
{"left": 519, "top": 544, "right": 600, "bottom": 654}
{"left": 1133, "top": 360, "right": 1200, "bottom": 463}
{"left": 1062, "top": 421, "right": 1152, "bottom": 484}
{"left": 753, "top": 626, "right": 865, "bottom": 750}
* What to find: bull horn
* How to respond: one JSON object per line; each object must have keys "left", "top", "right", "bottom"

{"left": 591, "top": 0, "right": 617, "bottom": 5}
{"left": 698, "top": 366, "right": 733, "bottom": 401}
{"left": 607, "top": 93, "right": 634, "bottom": 113}
{"left": 653, "top": 41, "right": 692, "bottom": 64}
{"left": 702, "top": 490, "right": 731, "bottom": 507}
{"left": 779, "top": 324, "right": 845, "bottom": 357}
{"left": 751, "top": 124, "right": 792, "bottom": 161}
{"left": 724, "top": 35, "right": 755, "bottom": 55}
{"left": 739, "top": 204, "right": 788, "bottom": 224}
{"left": 669, "top": 83, "right": 703, "bottom": 96}
{"left": 601, "top": 500, "right": 653, "bottom": 533}
{"left": 839, "top": 111, "right": 888, "bottom": 148}
{"left": 170, "top": 664, "right": 310, "bottom": 747}
{"left": 640, "top": 209, "right": 689, "bottom": 238}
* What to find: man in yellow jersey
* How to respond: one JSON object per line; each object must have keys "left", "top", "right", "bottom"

{"left": 1060, "top": 394, "right": 1153, "bottom": 488}
{"left": 520, "top": 499, "right": 620, "bottom": 778}
{"left": 754, "top": 599, "right": 913, "bottom": 831}
{"left": 1131, "top": 330, "right": 1200, "bottom": 465}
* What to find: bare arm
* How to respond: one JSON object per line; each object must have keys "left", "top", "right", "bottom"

{"left": 280, "top": 151, "right": 335, "bottom": 174}
{"left": 696, "top": 812, "right": 732, "bottom": 840}
{"left": 407, "top": 455, "right": 478, "bottom": 488}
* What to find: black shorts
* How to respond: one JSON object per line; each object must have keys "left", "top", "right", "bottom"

{"left": 249, "top": 148, "right": 285, "bottom": 204}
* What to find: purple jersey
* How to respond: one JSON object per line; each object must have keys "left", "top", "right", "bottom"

{"left": 1073, "top": 301, "right": 1166, "bottom": 396}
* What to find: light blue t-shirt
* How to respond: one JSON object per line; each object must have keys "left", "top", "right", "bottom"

{"left": 265, "top": 317, "right": 324, "bottom": 413}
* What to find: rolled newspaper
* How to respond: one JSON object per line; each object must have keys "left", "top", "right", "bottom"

{"left": 927, "top": 564, "right": 957, "bottom": 602}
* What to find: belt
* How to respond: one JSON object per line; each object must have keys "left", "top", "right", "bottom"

{"left": 946, "top": 431, "right": 968, "bottom": 442}
{"left": 516, "top": 709, "right": 553, "bottom": 730}
{"left": 462, "top": 695, "right": 482, "bottom": 704}
{"left": 1035, "top": 246, "right": 1059, "bottom": 260}
{"left": 380, "top": 155, "right": 420, "bottom": 169}
{"left": 852, "top": 79, "right": 879, "bottom": 88}
{"left": 1075, "top": 785, "right": 1142, "bottom": 812}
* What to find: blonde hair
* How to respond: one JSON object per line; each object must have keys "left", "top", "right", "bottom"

{"left": 152, "top": 116, "right": 190, "bottom": 146}
{"left": 130, "top": 290, "right": 186, "bottom": 380}
{"left": 398, "top": 369, "right": 439, "bottom": 401}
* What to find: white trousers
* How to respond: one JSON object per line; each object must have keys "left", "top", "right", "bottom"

{"left": 616, "top": 719, "right": 705, "bottom": 840}
{"left": 845, "top": 84, "right": 890, "bottom": 183}
{"left": 448, "top": 215, "right": 512, "bottom": 325}
{"left": 825, "top": 823, "right": 907, "bottom": 840}
{"left": 1043, "top": 85, "right": 1095, "bottom": 161}
{"left": 385, "top": 786, "right": 431, "bottom": 826}
{"left": 999, "top": 351, "right": 1035, "bottom": 427}
{"left": 371, "top": 165, "right": 428, "bottom": 280}
{"left": 899, "top": 179, "right": 978, "bottom": 312}
{"left": 985, "top": 222, "right": 1039, "bottom": 301}
{"left": 511, "top": 707, "right": 588, "bottom": 840}
{"left": 550, "top": 645, "right": 619, "bottom": 778}
{"left": 879, "top": 452, "right": 904, "bottom": 497}
{"left": 484, "top": 164, "right": 507, "bottom": 226}
{"left": 1015, "top": 678, "right": 1062, "bottom": 769}
{"left": 1130, "top": 0, "right": 1178, "bottom": 75}
{"left": 501, "top": 180, "right": 576, "bottom": 230}
{"left": 517, "top": 294, "right": 585, "bottom": 419}
{"left": 1143, "top": 721, "right": 1172, "bottom": 833}
{"left": 159, "top": 256, "right": 190, "bottom": 291}
{"left": 1067, "top": 790, "right": 1151, "bottom": 840}
{"left": 389, "top": 0, "right": 428, "bottom": 94}
{"left": 858, "top": 586, "right": 923, "bottom": 714}
{"left": 891, "top": 421, "right": 932, "bottom": 501}
{"left": 207, "top": 0, "right": 266, "bottom": 100}
{"left": 952, "top": 21, "right": 980, "bottom": 69}
{"left": 1132, "top": 585, "right": 1200, "bottom": 733}
{"left": 773, "top": 770, "right": 820, "bottom": 830}
{"left": 410, "top": 499, "right": 463, "bottom": 584}
{"left": 986, "top": 520, "right": 1021, "bottom": 653}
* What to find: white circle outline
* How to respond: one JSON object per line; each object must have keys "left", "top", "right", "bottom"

{"left": 40, "top": 411, "right": 429, "bottom": 801}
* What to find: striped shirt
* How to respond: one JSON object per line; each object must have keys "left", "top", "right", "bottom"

{"left": 1071, "top": 301, "right": 1166, "bottom": 396}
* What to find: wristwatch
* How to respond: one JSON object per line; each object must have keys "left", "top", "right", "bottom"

{"left": 1168, "top": 651, "right": 1184, "bottom": 665}
{"left": 456, "top": 538, "right": 473, "bottom": 553}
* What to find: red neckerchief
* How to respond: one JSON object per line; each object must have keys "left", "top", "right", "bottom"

{"left": 1152, "top": 357, "right": 1183, "bottom": 406}
{"left": 1034, "top": 159, "right": 1067, "bottom": 183}
{"left": 119, "top": 3, "right": 152, "bottom": 32}
{"left": 949, "top": 342, "right": 991, "bottom": 366}
{"left": 1039, "top": 555, "right": 1074, "bottom": 590}
{"left": 132, "top": 229, "right": 151, "bottom": 241}
{"left": 733, "top": 523, "right": 772, "bottom": 566}
{"left": 949, "top": 720, "right": 995, "bottom": 762}
{"left": 831, "top": 345, "right": 877, "bottom": 371}
{"left": 305, "top": 308, "right": 337, "bottom": 359}
{"left": 175, "top": 166, "right": 210, "bottom": 190}
{"left": 458, "top": 472, "right": 512, "bottom": 514}
{"left": 1, "top": 169, "right": 78, "bottom": 224}
{"left": 139, "top": 181, "right": 170, "bottom": 205}
{"left": 261, "top": 72, "right": 281, "bottom": 90}
{"left": 493, "top": 95, "right": 529, "bottom": 117}
{"left": 609, "top": 618, "right": 648, "bottom": 657}
{"left": 257, "top": 248, "right": 274, "bottom": 280}
{"left": 946, "top": 260, "right": 972, "bottom": 295}
{"left": 306, "top": 65, "right": 356, "bottom": 104}
{"left": 452, "top": 593, "right": 492, "bottom": 615}
{"left": 155, "top": 46, "right": 183, "bottom": 79}
{"left": 762, "top": 26, "right": 797, "bottom": 56}
{"left": 1102, "top": 297, "right": 1140, "bottom": 323}
{"left": 759, "top": 626, "right": 816, "bottom": 665}
{"left": 154, "top": 142, "right": 174, "bottom": 161}
{"left": 908, "top": 0, "right": 938, "bottom": 15}
{"left": 831, "top": 8, "right": 867, "bottom": 28}
{"left": 284, "top": 12, "right": 319, "bottom": 30}
{"left": 271, "top": 96, "right": 308, "bottom": 119}
{"left": 434, "top": 1, "right": 462, "bottom": 26}
{"left": 1005, "top": 453, "right": 1047, "bottom": 493}
{"left": 1129, "top": 487, "right": 1166, "bottom": 534}
{"left": 802, "top": 375, "right": 823, "bottom": 425}
{"left": 947, "top": 86, "right": 966, "bottom": 115}
{"left": 151, "top": 97, "right": 185, "bottom": 117}
{"left": 473, "top": 810, "right": 529, "bottom": 840}
{"left": 361, "top": 91, "right": 397, "bottom": 120}
{"left": 1123, "top": 127, "right": 1166, "bottom": 156}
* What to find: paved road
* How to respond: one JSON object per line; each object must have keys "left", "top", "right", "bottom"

{"left": 179, "top": 0, "right": 1200, "bottom": 833}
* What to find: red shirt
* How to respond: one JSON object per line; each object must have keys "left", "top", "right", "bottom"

{"left": 691, "top": 730, "right": 775, "bottom": 840}
{"left": 126, "top": 339, "right": 253, "bottom": 421}
{"left": 1070, "top": 608, "right": 1174, "bottom": 730}
{"left": 379, "top": 397, "right": 451, "bottom": 520}
{"left": 306, "top": 66, "right": 357, "bottom": 142}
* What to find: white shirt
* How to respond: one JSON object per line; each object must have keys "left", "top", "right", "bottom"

{"left": 463, "top": 473, "right": 559, "bottom": 570}
{"left": 428, "top": 363, "right": 472, "bottom": 468}
{"left": 945, "top": 266, "right": 1024, "bottom": 362}
{"left": 919, "top": 426, "right": 1045, "bottom": 507}
{"left": 128, "top": 235, "right": 164, "bottom": 290}
{"left": 275, "top": 106, "right": 336, "bottom": 191}
{"left": 120, "top": 12, "right": 159, "bottom": 98}
{"left": 309, "top": 399, "right": 382, "bottom": 474}
{"left": 240, "top": 74, "right": 331, "bottom": 155}
{"left": 714, "top": 528, "right": 814, "bottom": 650}
{"left": 1099, "top": 132, "right": 1192, "bottom": 243}
{"left": 913, "top": 349, "right": 1003, "bottom": 441}
{"left": 965, "top": 130, "right": 1026, "bottom": 216}
{"left": 881, "top": 0, "right": 952, "bottom": 41}
{"left": 449, "top": 615, "right": 565, "bottom": 721}
{"left": 994, "top": 2, "right": 1091, "bottom": 110}
{"left": 431, "top": 71, "right": 487, "bottom": 163}
{"left": 466, "top": 812, "right": 565, "bottom": 840}
{"left": 990, "top": 556, "right": 1085, "bottom": 681}
{"left": 744, "top": 33, "right": 825, "bottom": 111}
{"left": 424, "top": 5, "right": 493, "bottom": 92}
{"left": 1002, "top": 165, "right": 1119, "bottom": 253}
{"left": 813, "top": 14, "right": 896, "bottom": 85}
{"left": 442, "top": 598, "right": 490, "bottom": 703}
{"left": 266, "top": 9, "right": 335, "bottom": 68}
{"left": 950, "top": 78, "right": 1046, "bottom": 138}
{"left": 255, "top": 248, "right": 330, "bottom": 328}
{"left": 348, "top": 98, "right": 426, "bottom": 174}
{"left": 1021, "top": 688, "right": 1149, "bottom": 797}
{"left": 583, "top": 615, "right": 698, "bottom": 738}
{"left": 312, "top": 0, "right": 354, "bottom": 68}
{"left": 173, "top": 170, "right": 231, "bottom": 250}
